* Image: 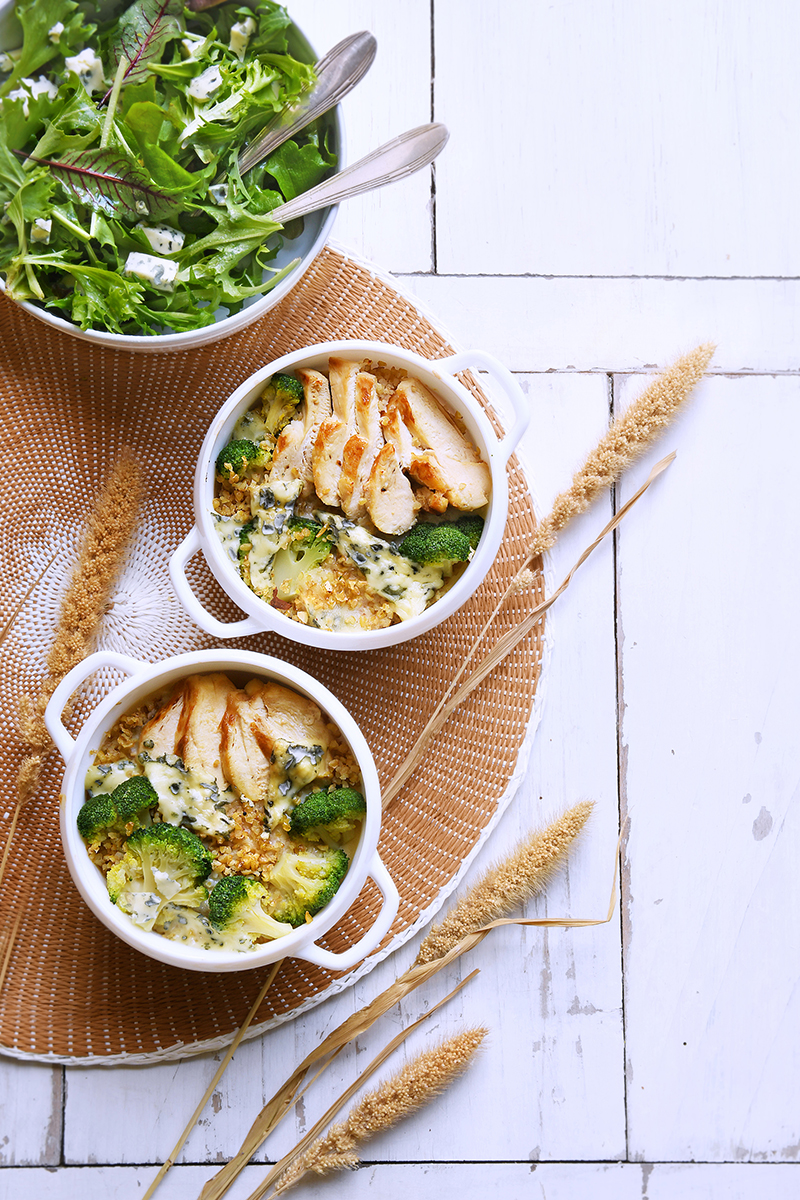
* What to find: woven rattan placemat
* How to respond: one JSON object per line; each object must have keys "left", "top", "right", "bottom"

{"left": 0, "top": 244, "right": 545, "bottom": 1064}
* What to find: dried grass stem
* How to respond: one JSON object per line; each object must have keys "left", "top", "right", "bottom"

{"left": 527, "top": 342, "right": 715, "bottom": 563}
{"left": 415, "top": 800, "right": 594, "bottom": 964}
{"left": 1, "top": 451, "right": 143, "bottom": 894}
{"left": 200, "top": 802, "right": 597, "bottom": 1200}
{"left": 273, "top": 1027, "right": 487, "bottom": 1195}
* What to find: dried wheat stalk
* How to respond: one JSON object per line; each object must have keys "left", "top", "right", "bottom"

{"left": 272, "top": 1027, "right": 487, "bottom": 1196}
{"left": 241, "top": 976, "right": 481, "bottom": 1200}
{"left": 383, "top": 340, "right": 715, "bottom": 812}
{"left": 142, "top": 961, "right": 284, "bottom": 1200}
{"left": 526, "top": 342, "right": 714, "bottom": 561}
{"left": 198, "top": 802, "right": 598, "bottom": 1200}
{"left": 0, "top": 450, "right": 143, "bottom": 893}
{"left": 415, "top": 799, "right": 593, "bottom": 964}
{"left": 382, "top": 449, "right": 676, "bottom": 808}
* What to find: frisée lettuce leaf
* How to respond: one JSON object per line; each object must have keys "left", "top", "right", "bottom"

{"left": 0, "top": 0, "right": 337, "bottom": 334}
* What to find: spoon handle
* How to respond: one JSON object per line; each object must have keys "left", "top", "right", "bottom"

{"left": 238, "top": 31, "right": 377, "bottom": 174}
{"left": 270, "top": 123, "right": 449, "bottom": 223}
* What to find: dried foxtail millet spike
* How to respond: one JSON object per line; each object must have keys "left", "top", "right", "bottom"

{"left": 415, "top": 800, "right": 594, "bottom": 965}
{"left": 272, "top": 1027, "right": 488, "bottom": 1194}
{"left": 1, "top": 451, "right": 143, "bottom": 892}
{"left": 525, "top": 342, "right": 715, "bottom": 563}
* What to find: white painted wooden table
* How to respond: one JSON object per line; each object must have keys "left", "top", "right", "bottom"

{"left": 3, "top": 1, "right": 799, "bottom": 1197}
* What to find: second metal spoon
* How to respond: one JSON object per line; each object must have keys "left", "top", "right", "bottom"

{"left": 269, "top": 122, "right": 449, "bottom": 224}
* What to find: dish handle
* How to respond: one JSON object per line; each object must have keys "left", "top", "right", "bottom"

{"left": 169, "top": 527, "right": 263, "bottom": 640}
{"left": 297, "top": 855, "right": 400, "bottom": 973}
{"left": 44, "top": 650, "right": 149, "bottom": 760}
{"left": 437, "top": 348, "right": 530, "bottom": 464}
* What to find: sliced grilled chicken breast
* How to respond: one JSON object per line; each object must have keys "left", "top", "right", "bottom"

{"left": 138, "top": 683, "right": 187, "bottom": 759}
{"left": 365, "top": 442, "right": 418, "bottom": 534}
{"left": 220, "top": 690, "right": 271, "bottom": 803}
{"left": 312, "top": 356, "right": 361, "bottom": 505}
{"left": 176, "top": 673, "right": 238, "bottom": 792}
{"left": 392, "top": 377, "right": 491, "bottom": 510}
{"left": 269, "top": 368, "right": 332, "bottom": 497}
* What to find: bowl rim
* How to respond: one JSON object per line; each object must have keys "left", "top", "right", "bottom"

{"left": 184, "top": 338, "right": 511, "bottom": 650}
{"left": 0, "top": 8, "right": 343, "bottom": 352}
{"left": 57, "top": 648, "right": 383, "bottom": 973}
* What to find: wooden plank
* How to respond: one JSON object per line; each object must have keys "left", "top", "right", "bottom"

{"left": 288, "top": 0, "right": 433, "bottom": 272}
{"left": 4, "top": 1162, "right": 800, "bottom": 1199}
{"left": 398, "top": 277, "right": 800, "bottom": 374}
{"left": 616, "top": 373, "right": 800, "bottom": 1161}
{"left": 0, "top": 1060, "right": 61, "bottom": 1166}
{"left": 500, "top": 374, "right": 625, "bottom": 1161}
{"left": 434, "top": 0, "right": 800, "bottom": 278}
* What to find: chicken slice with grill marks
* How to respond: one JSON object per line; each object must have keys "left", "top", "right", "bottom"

{"left": 382, "top": 398, "right": 414, "bottom": 469}
{"left": 269, "top": 368, "right": 332, "bottom": 498}
{"left": 365, "top": 442, "right": 418, "bottom": 535}
{"left": 338, "top": 372, "right": 384, "bottom": 519}
{"left": 243, "top": 679, "right": 334, "bottom": 793}
{"left": 175, "top": 673, "right": 239, "bottom": 793}
{"left": 312, "top": 357, "right": 360, "bottom": 505}
{"left": 138, "top": 683, "right": 188, "bottom": 759}
{"left": 392, "top": 377, "right": 491, "bottom": 510}
{"left": 337, "top": 433, "right": 367, "bottom": 517}
{"left": 220, "top": 690, "right": 271, "bottom": 804}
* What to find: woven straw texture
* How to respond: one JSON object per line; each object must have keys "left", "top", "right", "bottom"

{"left": 0, "top": 245, "right": 545, "bottom": 1063}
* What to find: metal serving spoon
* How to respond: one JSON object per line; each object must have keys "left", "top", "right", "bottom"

{"left": 269, "top": 122, "right": 449, "bottom": 224}
{"left": 238, "top": 30, "right": 378, "bottom": 175}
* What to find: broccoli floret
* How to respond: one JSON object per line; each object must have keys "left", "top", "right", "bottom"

{"left": 261, "top": 373, "right": 304, "bottom": 439}
{"left": 77, "top": 775, "right": 157, "bottom": 842}
{"left": 238, "top": 517, "right": 257, "bottom": 561}
{"left": 271, "top": 517, "right": 334, "bottom": 599}
{"left": 453, "top": 512, "right": 485, "bottom": 551}
{"left": 287, "top": 515, "right": 325, "bottom": 538}
{"left": 208, "top": 874, "right": 293, "bottom": 943}
{"left": 216, "top": 438, "right": 267, "bottom": 481}
{"left": 289, "top": 788, "right": 366, "bottom": 841}
{"left": 106, "top": 824, "right": 213, "bottom": 931}
{"left": 396, "top": 521, "right": 472, "bottom": 565}
{"left": 269, "top": 844, "right": 349, "bottom": 927}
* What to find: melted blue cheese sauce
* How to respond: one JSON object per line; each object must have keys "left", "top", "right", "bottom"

{"left": 212, "top": 469, "right": 447, "bottom": 622}
{"left": 323, "top": 515, "right": 447, "bottom": 621}
{"left": 274, "top": 742, "right": 325, "bottom": 799}
{"left": 85, "top": 759, "right": 138, "bottom": 796}
{"left": 156, "top": 904, "right": 248, "bottom": 951}
{"left": 121, "top": 888, "right": 163, "bottom": 929}
{"left": 212, "top": 511, "right": 247, "bottom": 561}
{"left": 141, "top": 754, "right": 234, "bottom": 836}
{"left": 212, "top": 481, "right": 301, "bottom": 595}
{"left": 233, "top": 408, "right": 270, "bottom": 443}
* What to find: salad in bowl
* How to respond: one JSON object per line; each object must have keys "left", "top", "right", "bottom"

{"left": 0, "top": 0, "right": 339, "bottom": 344}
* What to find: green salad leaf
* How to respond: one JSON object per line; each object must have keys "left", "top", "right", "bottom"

{"left": 17, "top": 147, "right": 179, "bottom": 220}
{"left": 0, "top": 0, "right": 337, "bottom": 335}
{"left": 108, "top": 0, "right": 184, "bottom": 92}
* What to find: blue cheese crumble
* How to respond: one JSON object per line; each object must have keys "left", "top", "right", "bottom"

{"left": 64, "top": 48, "right": 105, "bottom": 94}
{"left": 137, "top": 223, "right": 185, "bottom": 255}
{"left": 229, "top": 17, "right": 256, "bottom": 60}
{"left": 124, "top": 251, "right": 178, "bottom": 292}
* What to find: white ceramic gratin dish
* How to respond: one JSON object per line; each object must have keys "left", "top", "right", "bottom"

{"left": 0, "top": 5, "right": 342, "bottom": 353}
{"left": 44, "top": 648, "right": 399, "bottom": 974}
{"left": 169, "top": 338, "right": 531, "bottom": 651}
